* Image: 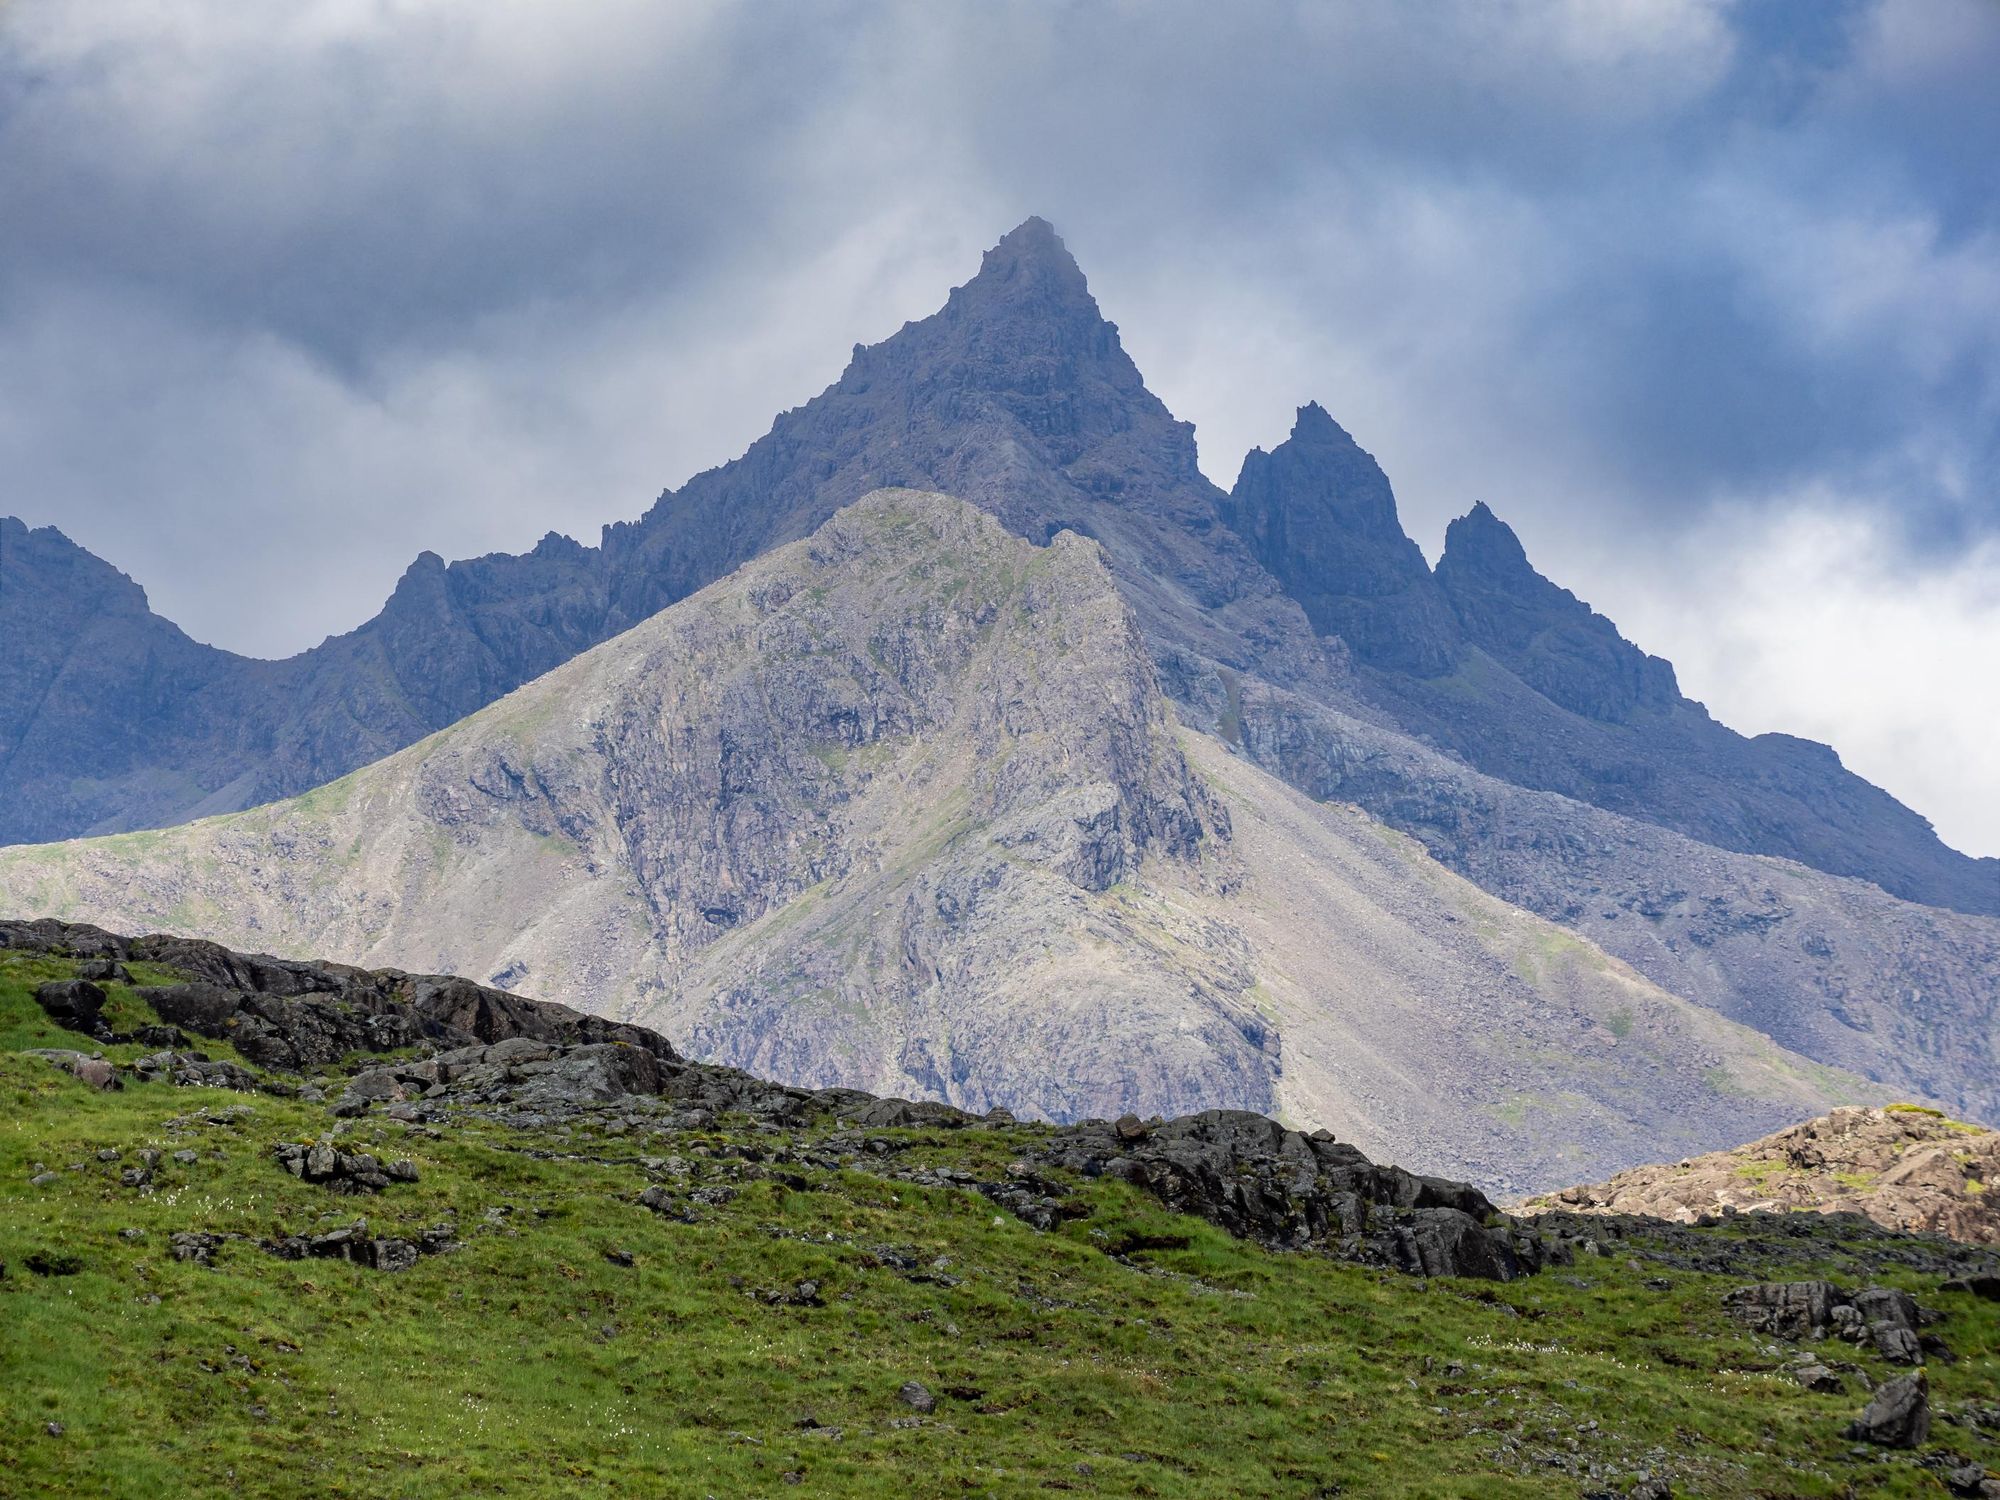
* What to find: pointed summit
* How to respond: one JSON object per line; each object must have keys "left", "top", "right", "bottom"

{"left": 984, "top": 215, "right": 1081, "bottom": 277}
{"left": 1287, "top": 400, "right": 1345, "bottom": 442}
{"left": 601, "top": 216, "right": 1250, "bottom": 662}
{"left": 1220, "top": 404, "right": 1461, "bottom": 676}
{"left": 1436, "top": 503, "right": 1678, "bottom": 723}
{"left": 939, "top": 216, "right": 1107, "bottom": 350}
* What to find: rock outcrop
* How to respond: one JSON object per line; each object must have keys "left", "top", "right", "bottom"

{"left": 1524, "top": 1106, "right": 2000, "bottom": 1246}
{"left": 1722, "top": 1279, "right": 1929, "bottom": 1364}
{"left": 1043, "top": 1110, "right": 1563, "bottom": 1280}
{"left": 6, "top": 917, "right": 1563, "bottom": 1281}
{"left": 1, "top": 915, "right": 680, "bottom": 1069}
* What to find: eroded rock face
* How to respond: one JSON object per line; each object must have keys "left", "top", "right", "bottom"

{"left": 1220, "top": 404, "right": 1462, "bottom": 677}
{"left": 1434, "top": 502, "right": 1678, "bottom": 724}
{"left": 1526, "top": 1106, "right": 2000, "bottom": 1247}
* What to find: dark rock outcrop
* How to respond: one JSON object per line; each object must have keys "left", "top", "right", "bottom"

{"left": 0, "top": 917, "right": 679, "bottom": 1074}
{"left": 33, "top": 979, "right": 106, "bottom": 1034}
{"left": 261, "top": 1218, "right": 455, "bottom": 1271}
{"left": 1042, "top": 1109, "right": 1565, "bottom": 1280}
{"left": 1434, "top": 501, "right": 1678, "bottom": 723}
{"left": 273, "top": 1140, "right": 419, "bottom": 1194}
{"left": 1722, "top": 1279, "right": 1928, "bottom": 1363}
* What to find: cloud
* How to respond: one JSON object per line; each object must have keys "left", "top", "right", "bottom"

{"left": 0, "top": 0, "right": 1995, "bottom": 850}
{"left": 1583, "top": 500, "right": 2000, "bottom": 860}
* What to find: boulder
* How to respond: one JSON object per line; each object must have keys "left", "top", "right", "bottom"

{"left": 1846, "top": 1370, "right": 1929, "bottom": 1448}
{"left": 25, "top": 1049, "right": 123, "bottom": 1091}
{"left": 33, "top": 979, "right": 106, "bottom": 1034}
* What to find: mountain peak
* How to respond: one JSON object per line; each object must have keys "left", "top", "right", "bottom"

{"left": 1436, "top": 503, "right": 1679, "bottom": 722}
{"left": 1442, "top": 501, "right": 1532, "bottom": 575}
{"left": 1289, "top": 400, "right": 1349, "bottom": 444}
{"left": 951, "top": 216, "right": 1096, "bottom": 323}
{"left": 985, "top": 214, "right": 1077, "bottom": 271}
{"left": 1220, "top": 406, "right": 1462, "bottom": 676}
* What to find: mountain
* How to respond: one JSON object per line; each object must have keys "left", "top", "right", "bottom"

{"left": 1218, "top": 407, "right": 1999, "bottom": 916}
{"left": 3, "top": 217, "right": 1995, "bottom": 1124}
{"left": 4, "top": 220, "right": 1991, "bottom": 907}
{"left": 0, "top": 219, "right": 1303, "bottom": 846}
{"left": 0, "top": 492, "right": 1885, "bottom": 1193}
{"left": 1526, "top": 1104, "right": 2000, "bottom": 1247}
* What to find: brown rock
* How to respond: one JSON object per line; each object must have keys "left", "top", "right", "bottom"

{"left": 1523, "top": 1105, "right": 2000, "bottom": 1247}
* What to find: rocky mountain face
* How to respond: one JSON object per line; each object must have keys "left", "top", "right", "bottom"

{"left": 1221, "top": 669, "right": 2000, "bottom": 1124}
{"left": 1216, "top": 408, "right": 1998, "bottom": 918}
{"left": 1217, "top": 402, "right": 1461, "bottom": 676}
{"left": 0, "top": 219, "right": 1304, "bottom": 846}
{"left": 0, "top": 492, "right": 1886, "bottom": 1194}
{"left": 2, "top": 217, "right": 1995, "bottom": 1135}
{"left": 1526, "top": 1105, "right": 2000, "bottom": 1248}
{"left": 1433, "top": 501, "right": 1680, "bottom": 722}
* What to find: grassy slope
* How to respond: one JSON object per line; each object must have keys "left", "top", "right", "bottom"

{"left": 2, "top": 951, "right": 1997, "bottom": 1499}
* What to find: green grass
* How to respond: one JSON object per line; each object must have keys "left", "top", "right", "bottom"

{"left": 3, "top": 954, "right": 1998, "bottom": 1497}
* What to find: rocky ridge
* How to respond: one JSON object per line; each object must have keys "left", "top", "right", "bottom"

{"left": 1526, "top": 1105, "right": 2000, "bottom": 1246}
{"left": 2, "top": 914, "right": 1562, "bottom": 1282}
{"left": 2, "top": 218, "right": 1993, "bottom": 940}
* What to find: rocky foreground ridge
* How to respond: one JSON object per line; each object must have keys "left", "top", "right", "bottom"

{"left": 8, "top": 919, "right": 2000, "bottom": 1496}
{"left": 1528, "top": 1106, "right": 2000, "bottom": 1247}
{"left": 3, "top": 916, "right": 1562, "bottom": 1281}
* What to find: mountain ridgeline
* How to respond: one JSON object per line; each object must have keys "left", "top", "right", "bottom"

{"left": 2, "top": 218, "right": 1996, "bottom": 1159}
{"left": 2, "top": 220, "right": 1991, "bottom": 916}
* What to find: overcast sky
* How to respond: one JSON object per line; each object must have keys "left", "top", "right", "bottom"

{"left": 3, "top": 0, "right": 1997, "bottom": 856}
